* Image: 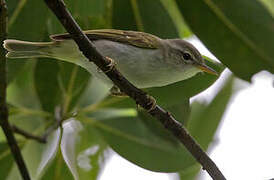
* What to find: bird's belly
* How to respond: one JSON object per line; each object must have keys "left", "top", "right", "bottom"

{"left": 93, "top": 40, "right": 173, "bottom": 88}
{"left": 52, "top": 40, "right": 200, "bottom": 89}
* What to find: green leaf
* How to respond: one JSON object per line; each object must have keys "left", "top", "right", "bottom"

{"left": 77, "top": 77, "right": 110, "bottom": 109}
{"left": 34, "top": 59, "right": 61, "bottom": 113}
{"left": 7, "top": 0, "right": 49, "bottom": 83}
{"left": 112, "top": 0, "right": 179, "bottom": 38}
{"left": 112, "top": 0, "right": 137, "bottom": 30}
{"left": 36, "top": 129, "right": 61, "bottom": 179}
{"left": 160, "top": 0, "right": 192, "bottom": 37}
{"left": 260, "top": 0, "right": 274, "bottom": 17}
{"left": 40, "top": 151, "right": 74, "bottom": 180}
{"left": 138, "top": 99, "right": 190, "bottom": 144}
{"left": 34, "top": 60, "right": 90, "bottom": 113}
{"left": 66, "top": 0, "right": 107, "bottom": 18}
{"left": 58, "top": 62, "right": 91, "bottom": 113}
{"left": 61, "top": 120, "right": 83, "bottom": 180}
{"left": 178, "top": 164, "right": 200, "bottom": 180}
{"left": 89, "top": 76, "right": 235, "bottom": 173}
{"left": 81, "top": 113, "right": 195, "bottom": 172}
{"left": 7, "top": 61, "right": 40, "bottom": 109}
{"left": 61, "top": 119, "right": 108, "bottom": 180}
{"left": 0, "top": 143, "right": 14, "bottom": 179}
{"left": 176, "top": 0, "right": 274, "bottom": 81}
{"left": 47, "top": 0, "right": 110, "bottom": 34}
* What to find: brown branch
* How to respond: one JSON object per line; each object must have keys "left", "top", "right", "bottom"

{"left": 0, "top": 1, "right": 30, "bottom": 180}
{"left": 43, "top": 0, "right": 226, "bottom": 179}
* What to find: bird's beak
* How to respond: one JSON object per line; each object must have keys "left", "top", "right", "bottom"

{"left": 194, "top": 63, "right": 218, "bottom": 76}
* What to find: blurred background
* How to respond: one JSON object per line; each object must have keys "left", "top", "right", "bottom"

{"left": 1, "top": 0, "right": 274, "bottom": 179}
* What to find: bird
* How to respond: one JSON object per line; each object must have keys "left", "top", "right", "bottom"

{"left": 3, "top": 29, "right": 217, "bottom": 93}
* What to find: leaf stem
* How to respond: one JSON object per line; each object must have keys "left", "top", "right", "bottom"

{"left": 62, "top": 66, "right": 78, "bottom": 116}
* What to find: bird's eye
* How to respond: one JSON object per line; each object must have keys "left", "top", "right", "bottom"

{"left": 183, "top": 53, "right": 191, "bottom": 60}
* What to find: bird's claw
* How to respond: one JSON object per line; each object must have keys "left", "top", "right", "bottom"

{"left": 97, "top": 56, "right": 117, "bottom": 73}
{"left": 104, "top": 56, "right": 117, "bottom": 73}
{"left": 146, "top": 95, "right": 157, "bottom": 112}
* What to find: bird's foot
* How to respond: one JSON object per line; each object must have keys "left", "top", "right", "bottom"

{"left": 104, "top": 56, "right": 117, "bottom": 73}
{"left": 97, "top": 56, "right": 117, "bottom": 73}
{"left": 146, "top": 95, "right": 157, "bottom": 112}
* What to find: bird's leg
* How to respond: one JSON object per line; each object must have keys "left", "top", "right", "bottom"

{"left": 110, "top": 85, "right": 127, "bottom": 97}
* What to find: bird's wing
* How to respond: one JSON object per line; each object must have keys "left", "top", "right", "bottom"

{"left": 50, "top": 29, "right": 161, "bottom": 49}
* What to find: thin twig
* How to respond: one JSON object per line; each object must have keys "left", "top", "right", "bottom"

{"left": 0, "top": 1, "right": 30, "bottom": 180}
{"left": 41, "top": 106, "right": 63, "bottom": 140}
{"left": 43, "top": 0, "right": 226, "bottom": 179}
{"left": 11, "top": 125, "right": 47, "bottom": 143}
{"left": 12, "top": 106, "right": 64, "bottom": 143}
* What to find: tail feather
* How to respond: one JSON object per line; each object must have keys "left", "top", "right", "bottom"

{"left": 6, "top": 51, "right": 46, "bottom": 58}
{"left": 3, "top": 40, "right": 54, "bottom": 58}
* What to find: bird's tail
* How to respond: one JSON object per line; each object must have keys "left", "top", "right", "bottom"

{"left": 3, "top": 39, "right": 54, "bottom": 58}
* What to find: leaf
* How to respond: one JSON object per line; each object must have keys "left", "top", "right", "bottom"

{"left": 81, "top": 113, "right": 196, "bottom": 172}
{"left": 138, "top": 99, "right": 190, "bottom": 144}
{"left": 260, "top": 0, "right": 274, "bottom": 17}
{"left": 40, "top": 152, "right": 74, "bottom": 180}
{"left": 77, "top": 76, "right": 110, "bottom": 108}
{"left": 36, "top": 129, "right": 61, "bottom": 179}
{"left": 34, "top": 59, "right": 61, "bottom": 113}
{"left": 88, "top": 76, "right": 235, "bottom": 173}
{"left": 178, "top": 164, "right": 201, "bottom": 180}
{"left": 103, "top": 57, "right": 225, "bottom": 108}
{"left": 58, "top": 62, "right": 91, "bottom": 113}
{"left": 160, "top": 0, "right": 192, "bottom": 37}
{"left": 47, "top": 0, "right": 109, "bottom": 34}
{"left": 7, "top": 61, "right": 40, "bottom": 109}
{"left": 7, "top": 0, "right": 49, "bottom": 83}
{"left": 112, "top": 0, "right": 137, "bottom": 30}
{"left": 6, "top": 0, "right": 18, "bottom": 17}
{"left": 66, "top": 0, "right": 107, "bottom": 17}
{"left": 61, "top": 119, "right": 83, "bottom": 180}
{"left": 34, "top": 60, "right": 90, "bottom": 113}
{"left": 61, "top": 118, "right": 108, "bottom": 180}
{"left": 176, "top": 0, "right": 274, "bottom": 81}
{"left": 0, "top": 143, "right": 14, "bottom": 179}
{"left": 112, "top": 0, "right": 179, "bottom": 38}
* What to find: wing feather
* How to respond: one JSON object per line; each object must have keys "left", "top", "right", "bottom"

{"left": 50, "top": 29, "right": 161, "bottom": 49}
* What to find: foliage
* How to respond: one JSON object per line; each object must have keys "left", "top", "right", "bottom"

{"left": 1, "top": 0, "right": 273, "bottom": 179}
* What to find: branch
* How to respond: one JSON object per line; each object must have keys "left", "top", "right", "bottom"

{"left": 11, "top": 125, "right": 47, "bottom": 143}
{"left": 44, "top": 0, "right": 226, "bottom": 179}
{"left": 0, "top": 1, "right": 30, "bottom": 180}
